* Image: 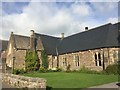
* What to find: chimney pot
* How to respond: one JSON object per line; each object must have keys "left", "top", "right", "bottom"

{"left": 61, "top": 33, "right": 64, "bottom": 40}
{"left": 11, "top": 32, "right": 13, "bottom": 34}
{"left": 85, "top": 27, "right": 88, "bottom": 31}
{"left": 30, "top": 30, "right": 34, "bottom": 36}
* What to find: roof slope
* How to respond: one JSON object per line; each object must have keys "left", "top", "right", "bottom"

{"left": 35, "top": 33, "right": 60, "bottom": 55}
{"left": 105, "top": 22, "right": 119, "bottom": 47}
{"left": 12, "top": 33, "right": 61, "bottom": 55}
{"left": 58, "top": 23, "right": 119, "bottom": 54}
{"left": 13, "top": 34, "right": 30, "bottom": 49}
{"left": 0, "top": 40, "right": 8, "bottom": 51}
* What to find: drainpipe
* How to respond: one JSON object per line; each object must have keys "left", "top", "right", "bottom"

{"left": 102, "top": 49, "right": 105, "bottom": 70}
{"left": 107, "top": 48, "right": 110, "bottom": 65}
{"left": 56, "top": 48, "right": 59, "bottom": 68}
{"left": 12, "top": 56, "right": 15, "bottom": 73}
{"left": 12, "top": 48, "right": 16, "bottom": 73}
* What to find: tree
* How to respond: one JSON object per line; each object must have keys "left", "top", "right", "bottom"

{"left": 41, "top": 50, "right": 48, "bottom": 69}
{"left": 25, "top": 50, "right": 39, "bottom": 72}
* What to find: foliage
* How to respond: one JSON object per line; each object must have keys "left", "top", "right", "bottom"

{"left": 38, "top": 67, "right": 62, "bottom": 73}
{"left": 41, "top": 50, "right": 48, "bottom": 69}
{"left": 77, "top": 64, "right": 120, "bottom": 75}
{"left": 104, "top": 63, "right": 120, "bottom": 75}
{"left": 39, "top": 67, "right": 48, "bottom": 73}
{"left": 13, "top": 69, "right": 26, "bottom": 75}
{"left": 78, "top": 66, "right": 101, "bottom": 74}
{"left": 66, "top": 64, "right": 71, "bottom": 72}
{"left": 25, "top": 50, "right": 39, "bottom": 72}
{"left": 56, "top": 68, "right": 62, "bottom": 72}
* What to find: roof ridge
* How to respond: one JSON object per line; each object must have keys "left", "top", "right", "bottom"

{"left": 64, "top": 23, "right": 112, "bottom": 39}
{"left": 13, "top": 34, "right": 29, "bottom": 38}
{"left": 35, "top": 33, "right": 60, "bottom": 39}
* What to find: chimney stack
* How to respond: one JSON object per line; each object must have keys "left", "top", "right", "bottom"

{"left": 30, "top": 30, "right": 35, "bottom": 51}
{"left": 85, "top": 27, "right": 88, "bottom": 31}
{"left": 30, "top": 30, "right": 34, "bottom": 37}
{"left": 61, "top": 33, "right": 64, "bottom": 40}
{"left": 11, "top": 32, "right": 13, "bottom": 34}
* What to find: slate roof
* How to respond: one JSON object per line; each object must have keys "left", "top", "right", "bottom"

{"left": 0, "top": 40, "right": 8, "bottom": 51}
{"left": 58, "top": 22, "right": 120, "bottom": 54}
{"left": 105, "top": 22, "right": 119, "bottom": 47}
{"left": 13, "top": 34, "right": 30, "bottom": 50}
{"left": 12, "top": 33, "right": 61, "bottom": 55}
{"left": 8, "top": 22, "right": 120, "bottom": 55}
{"left": 35, "top": 33, "right": 61, "bottom": 55}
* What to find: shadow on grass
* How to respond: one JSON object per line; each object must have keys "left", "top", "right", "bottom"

{"left": 46, "top": 86, "right": 85, "bottom": 90}
{"left": 116, "top": 82, "right": 120, "bottom": 86}
{"left": 46, "top": 86, "right": 53, "bottom": 90}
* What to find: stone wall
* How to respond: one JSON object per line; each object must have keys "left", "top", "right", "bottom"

{"left": 2, "top": 73, "right": 46, "bottom": 89}
{"left": 6, "top": 42, "right": 14, "bottom": 68}
{"left": 57, "top": 47, "right": 119, "bottom": 71}
{"left": 48, "top": 55, "right": 58, "bottom": 69}
{"left": 14, "top": 50, "right": 26, "bottom": 69}
{"left": 6, "top": 49, "right": 26, "bottom": 70}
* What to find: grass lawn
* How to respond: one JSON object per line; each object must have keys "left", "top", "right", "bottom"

{"left": 23, "top": 72, "right": 118, "bottom": 88}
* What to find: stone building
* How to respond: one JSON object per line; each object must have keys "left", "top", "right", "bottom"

{"left": 5, "top": 22, "right": 120, "bottom": 71}
{"left": 0, "top": 40, "right": 8, "bottom": 72}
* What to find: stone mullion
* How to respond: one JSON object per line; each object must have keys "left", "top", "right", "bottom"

{"left": 96, "top": 52, "right": 99, "bottom": 66}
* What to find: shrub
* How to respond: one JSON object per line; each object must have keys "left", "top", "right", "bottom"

{"left": 66, "top": 64, "right": 71, "bottom": 72}
{"left": 105, "top": 64, "right": 120, "bottom": 75}
{"left": 79, "top": 66, "right": 101, "bottom": 74}
{"left": 39, "top": 67, "right": 48, "bottom": 73}
{"left": 13, "top": 69, "right": 26, "bottom": 75}
{"left": 56, "top": 68, "right": 62, "bottom": 72}
{"left": 39, "top": 67, "right": 62, "bottom": 73}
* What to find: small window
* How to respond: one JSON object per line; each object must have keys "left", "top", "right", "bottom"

{"left": 113, "top": 50, "right": 118, "bottom": 63}
{"left": 94, "top": 53, "right": 97, "bottom": 66}
{"left": 113, "top": 50, "right": 117, "bottom": 59}
{"left": 98, "top": 53, "right": 101, "bottom": 66}
{"left": 75, "top": 55, "right": 80, "bottom": 66}
{"left": 94, "top": 53, "right": 102, "bottom": 66}
{"left": 63, "top": 57, "right": 67, "bottom": 66}
{"left": 52, "top": 59, "right": 53, "bottom": 68}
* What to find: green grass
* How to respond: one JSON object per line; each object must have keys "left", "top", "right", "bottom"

{"left": 23, "top": 72, "right": 118, "bottom": 88}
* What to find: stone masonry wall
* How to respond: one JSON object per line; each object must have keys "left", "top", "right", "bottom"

{"left": 58, "top": 47, "right": 119, "bottom": 71}
{"left": 48, "top": 55, "right": 57, "bottom": 69}
{"left": 2, "top": 73, "right": 46, "bottom": 89}
{"left": 14, "top": 50, "right": 26, "bottom": 69}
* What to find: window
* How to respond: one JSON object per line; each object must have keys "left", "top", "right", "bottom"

{"left": 95, "top": 53, "right": 97, "bottom": 66}
{"left": 113, "top": 50, "right": 117, "bottom": 59}
{"left": 113, "top": 50, "right": 118, "bottom": 63}
{"left": 94, "top": 53, "right": 102, "bottom": 66}
{"left": 98, "top": 53, "right": 102, "bottom": 66}
{"left": 75, "top": 55, "right": 80, "bottom": 66}
{"left": 65, "top": 58, "right": 67, "bottom": 66}
{"left": 52, "top": 58, "right": 53, "bottom": 68}
{"left": 63, "top": 57, "right": 67, "bottom": 66}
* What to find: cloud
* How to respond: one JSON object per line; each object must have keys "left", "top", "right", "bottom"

{"left": 89, "top": 2, "right": 118, "bottom": 18}
{"left": 106, "top": 17, "right": 118, "bottom": 24}
{"left": 1, "top": 1, "right": 118, "bottom": 40}
{"left": 71, "top": 3, "right": 91, "bottom": 17}
{"left": 87, "top": 0, "right": 119, "bottom": 2}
